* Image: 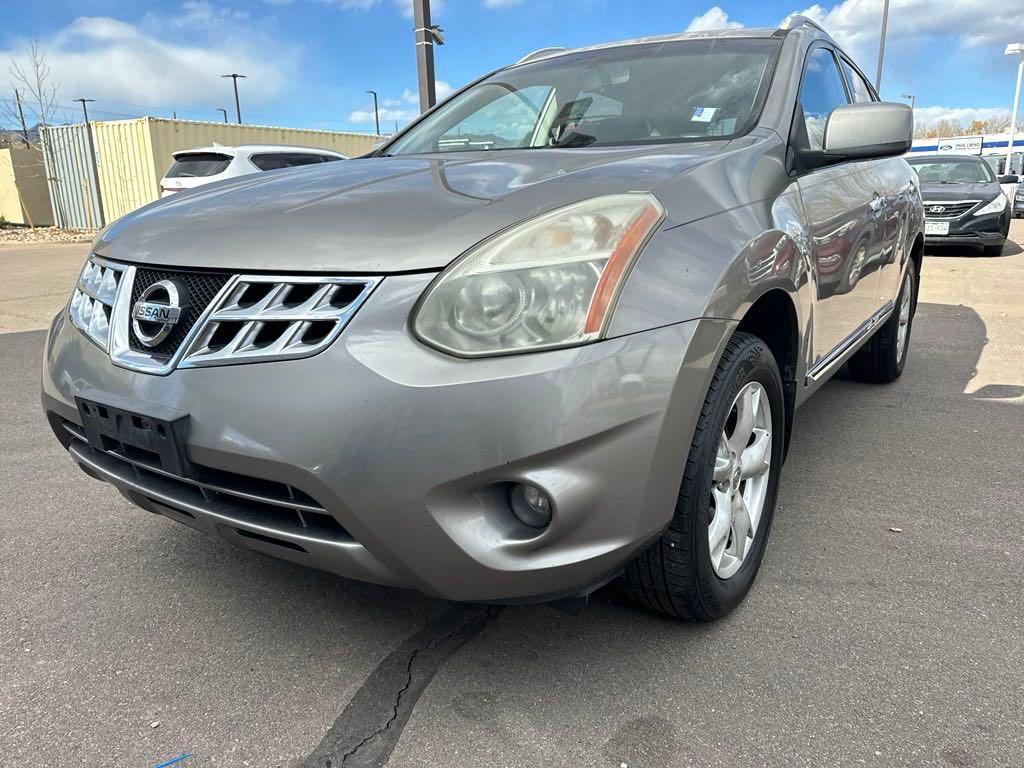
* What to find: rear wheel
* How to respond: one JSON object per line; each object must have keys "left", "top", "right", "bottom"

{"left": 623, "top": 332, "right": 785, "bottom": 621}
{"left": 847, "top": 262, "right": 916, "bottom": 383}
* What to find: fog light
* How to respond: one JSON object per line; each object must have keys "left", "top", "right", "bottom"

{"left": 509, "top": 483, "right": 553, "bottom": 529}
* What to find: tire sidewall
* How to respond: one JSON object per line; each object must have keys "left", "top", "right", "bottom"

{"left": 894, "top": 264, "right": 917, "bottom": 373}
{"left": 688, "top": 340, "right": 786, "bottom": 618}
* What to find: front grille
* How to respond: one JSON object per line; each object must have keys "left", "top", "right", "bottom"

{"left": 177, "top": 275, "right": 378, "bottom": 369}
{"left": 60, "top": 417, "right": 351, "bottom": 543}
{"left": 68, "top": 257, "right": 381, "bottom": 373}
{"left": 923, "top": 201, "right": 979, "bottom": 219}
{"left": 128, "top": 268, "right": 232, "bottom": 358}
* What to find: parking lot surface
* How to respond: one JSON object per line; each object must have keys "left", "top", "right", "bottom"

{"left": 2, "top": 225, "right": 1023, "bottom": 767}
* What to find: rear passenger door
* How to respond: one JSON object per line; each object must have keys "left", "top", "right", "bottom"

{"left": 795, "top": 45, "right": 887, "bottom": 372}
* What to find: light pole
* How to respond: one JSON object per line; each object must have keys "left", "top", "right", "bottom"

{"left": 217, "top": 108, "right": 228, "bottom": 123}
{"left": 221, "top": 73, "right": 246, "bottom": 124}
{"left": 1005, "top": 43, "right": 1024, "bottom": 176}
{"left": 412, "top": 0, "right": 444, "bottom": 112}
{"left": 366, "top": 90, "right": 380, "bottom": 135}
{"left": 74, "top": 98, "right": 105, "bottom": 228}
{"left": 875, "top": 0, "right": 890, "bottom": 91}
{"left": 901, "top": 93, "right": 915, "bottom": 111}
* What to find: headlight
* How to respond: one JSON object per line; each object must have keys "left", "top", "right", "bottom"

{"left": 412, "top": 194, "right": 664, "bottom": 356}
{"left": 973, "top": 194, "right": 1007, "bottom": 216}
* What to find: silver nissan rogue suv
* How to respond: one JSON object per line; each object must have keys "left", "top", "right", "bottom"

{"left": 42, "top": 16, "right": 923, "bottom": 620}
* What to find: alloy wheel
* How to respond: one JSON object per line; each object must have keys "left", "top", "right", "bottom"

{"left": 895, "top": 269, "right": 914, "bottom": 362}
{"left": 709, "top": 381, "right": 772, "bottom": 579}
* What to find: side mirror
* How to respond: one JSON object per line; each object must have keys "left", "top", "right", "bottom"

{"left": 997, "top": 174, "right": 1019, "bottom": 184}
{"left": 823, "top": 102, "right": 913, "bottom": 160}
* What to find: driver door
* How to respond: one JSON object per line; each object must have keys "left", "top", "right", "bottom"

{"left": 795, "top": 45, "right": 887, "bottom": 372}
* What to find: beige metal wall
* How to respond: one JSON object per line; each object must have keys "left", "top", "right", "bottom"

{"left": 93, "top": 119, "right": 158, "bottom": 223}
{"left": 91, "top": 117, "right": 382, "bottom": 223}
{"left": 0, "top": 147, "right": 55, "bottom": 227}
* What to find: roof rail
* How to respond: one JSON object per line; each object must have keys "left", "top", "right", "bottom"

{"left": 775, "top": 14, "right": 827, "bottom": 35}
{"left": 516, "top": 47, "right": 567, "bottom": 64}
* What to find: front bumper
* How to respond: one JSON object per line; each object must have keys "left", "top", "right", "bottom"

{"left": 924, "top": 211, "right": 1009, "bottom": 245}
{"left": 42, "top": 273, "right": 719, "bottom": 603}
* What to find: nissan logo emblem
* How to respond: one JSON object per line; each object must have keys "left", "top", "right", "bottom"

{"left": 132, "top": 279, "right": 187, "bottom": 347}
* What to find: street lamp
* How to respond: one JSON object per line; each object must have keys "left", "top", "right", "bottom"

{"left": 1005, "top": 43, "right": 1024, "bottom": 176}
{"left": 366, "top": 90, "right": 380, "bottom": 136}
{"left": 901, "top": 93, "right": 915, "bottom": 111}
{"left": 875, "top": 0, "right": 890, "bottom": 91}
{"left": 412, "top": 0, "right": 445, "bottom": 112}
{"left": 221, "top": 73, "right": 247, "bottom": 124}
{"left": 217, "top": 108, "right": 228, "bottom": 123}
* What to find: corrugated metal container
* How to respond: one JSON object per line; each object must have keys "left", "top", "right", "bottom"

{"left": 92, "top": 119, "right": 158, "bottom": 222}
{"left": 0, "top": 147, "right": 54, "bottom": 226}
{"left": 40, "top": 124, "right": 104, "bottom": 230}
{"left": 91, "top": 117, "right": 382, "bottom": 223}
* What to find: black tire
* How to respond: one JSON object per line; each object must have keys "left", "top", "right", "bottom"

{"left": 847, "top": 261, "right": 917, "bottom": 383}
{"left": 982, "top": 242, "right": 1005, "bottom": 257}
{"left": 622, "top": 332, "right": 785, "bottom": 621}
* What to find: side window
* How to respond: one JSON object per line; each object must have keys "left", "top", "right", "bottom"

{"left": 250, "top": 153, "right": 323, "bottom": 171}
{"left": 319, "top": 155, "right": 343, "bottom": 163}
{"left": 841, "top": 60, "right": 875, "bottom": 103}
{"left": 799, "top": 47, "right": 851, "bottom": 152}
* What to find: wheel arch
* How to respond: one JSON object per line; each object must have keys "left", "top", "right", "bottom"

{"left": 735, "top": 288, "right": 800, "bottom": 459}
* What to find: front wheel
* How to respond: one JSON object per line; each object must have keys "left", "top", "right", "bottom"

{"left": 623, "top": 332, "right": 785, "bottom": 621}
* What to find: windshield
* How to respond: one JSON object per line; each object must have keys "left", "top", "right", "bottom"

{"left": 908, "top": 157, "right": 996, "bottom": 184}
{"left": 385, "top": 38, "right": 781, "bottom": 156}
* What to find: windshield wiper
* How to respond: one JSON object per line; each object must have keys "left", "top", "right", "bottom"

{"left": 551, "top": 132, "right": 597, "bottom": 148}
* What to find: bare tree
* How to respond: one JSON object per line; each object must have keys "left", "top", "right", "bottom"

{"left": 0, "top": 41, "right": 59, "bottom": 145}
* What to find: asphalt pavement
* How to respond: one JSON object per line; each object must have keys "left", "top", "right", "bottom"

{"left": 1, "top": 224, "right": 1022, "bottom": 767}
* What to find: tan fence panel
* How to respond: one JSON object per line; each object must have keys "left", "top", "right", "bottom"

{"left": 0, "top": 147, "right": 55, "bottom": 226}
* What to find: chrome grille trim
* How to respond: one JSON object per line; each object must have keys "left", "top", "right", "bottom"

{"left": 178, "top": 275, "right": 380, "bottom": 369}
{"left": 67, "top": 257, "right": 381, "bottom": 373}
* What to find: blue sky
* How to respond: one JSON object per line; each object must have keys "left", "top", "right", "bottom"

{"left": 2, "top": 0, "right": 1023, "bottom": 134}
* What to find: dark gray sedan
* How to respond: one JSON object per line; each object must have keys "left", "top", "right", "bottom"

{"left": 908, "top": 154, "right": 1013, "bottom": 255}
{"left": 42, "top": 16, "right": 923, "bottom": 620}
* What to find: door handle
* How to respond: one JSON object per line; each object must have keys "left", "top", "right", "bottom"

{"left": 869, "top": 195, "right": 885, "bottom": 212}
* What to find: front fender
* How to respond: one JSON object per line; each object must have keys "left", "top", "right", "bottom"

{"left": 608, "top": 193, "right": 812, "bottom": 343}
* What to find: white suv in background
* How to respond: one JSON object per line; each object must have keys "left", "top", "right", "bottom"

{"left": 159, "top": 145, "right": 347, "bottom": 197}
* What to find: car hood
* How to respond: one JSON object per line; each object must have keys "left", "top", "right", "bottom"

{"left": 918, "top": 181, "right": 1000, "bottom": 202}
{"left": 96, "top": 145, "right": 725, "bottom": 273}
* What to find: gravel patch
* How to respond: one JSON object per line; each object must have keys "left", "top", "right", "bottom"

{"left": 0, "top": 226, "right": 93, "bottom": 246}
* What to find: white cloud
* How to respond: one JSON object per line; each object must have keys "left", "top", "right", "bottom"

{"left": 685, "top": 6, "right": 743, "bottom": 33}
{"left": 1, "top": 6, "right": 296, "bottom": 117}
{"left": 349, "top": 80, "right": 454, "bottom": 128}
{"left": 913, "top": 106, "right": 1011, "bottom": 130}
{"left": 797, "top": 0, "right": 1024, "bottom": 64}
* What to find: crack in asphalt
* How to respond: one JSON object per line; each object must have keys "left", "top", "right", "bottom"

{"left": 303, "top": 604, "right": 498, "bottom": 768}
